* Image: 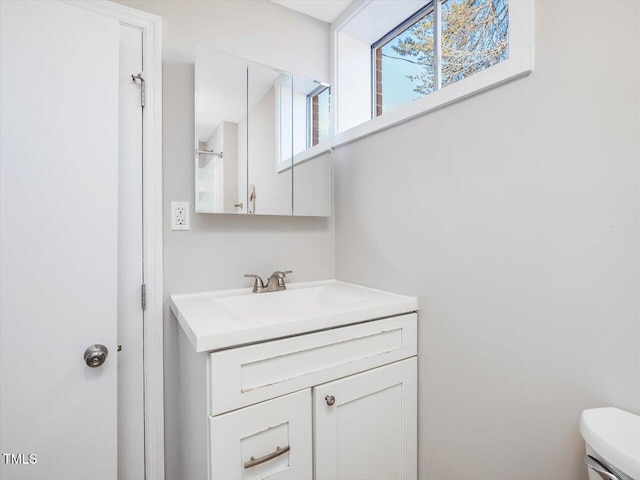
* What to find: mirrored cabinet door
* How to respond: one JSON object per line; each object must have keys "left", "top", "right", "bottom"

{"left": 195, "top": 47, "right": 247, "bottom": 214}
{"left": 194, "top": 47, "right": 331, "bottom": 217}
{"left": 292, "top": 75, "right": 332, "bottom": 217}
{"left": 247, "top": 61, "right": 293, "bottom": 216}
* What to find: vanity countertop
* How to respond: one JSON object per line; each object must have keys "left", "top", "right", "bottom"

{"left": 170, "top": 279, "right": 418, "bottom": 352}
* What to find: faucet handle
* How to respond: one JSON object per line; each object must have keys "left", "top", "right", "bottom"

{"left": 271, "top": 270, "right": 292, "bottom": 279}
{"left": 270, "top": 270, "right": 292, "bottom": 288}
{"left": 244, "top": 274, "right": 265, "bottom": 292}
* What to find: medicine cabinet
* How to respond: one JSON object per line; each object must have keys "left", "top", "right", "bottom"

{"left": 195, "top": 47, "right": 331, "bottom": 217}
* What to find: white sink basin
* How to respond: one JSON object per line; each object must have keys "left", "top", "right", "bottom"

{"left": 170, "top": 280, "right": 418, "bottom": 352}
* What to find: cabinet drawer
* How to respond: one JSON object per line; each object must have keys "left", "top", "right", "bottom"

{"left": 209, "top": 389, "right": 312, "bottom": 480}
{"left": 209, "top": 313, "right": 416, "bottom": 415}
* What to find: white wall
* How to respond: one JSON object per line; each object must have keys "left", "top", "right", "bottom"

{"left": 334, "top": 2, "right": 639, "bottom": 479}
{"left": 114, "top": 2, "right": 333, "bottom": 478}
{"left": 336, "top": 32, "right": 371, "bottom": 132}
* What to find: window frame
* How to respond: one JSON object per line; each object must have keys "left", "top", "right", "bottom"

{"left": 306, "top": 84, "right": 330, "bottom": 148}
{"left": 370, "top": 2, "right": 437, "bottom": 118}
{"left": 331, "top": 0, "right": 533, "bottom": 148}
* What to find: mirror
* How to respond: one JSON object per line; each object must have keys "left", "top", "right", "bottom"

{"left": 291, "top": 74, "right": 331, "bottom": 217}
{"left": 195, "top": 46, "right": 331, "bottom": 216}
{"left": 195, "top": 48, "right": 247, "bottom": 214}
{"left": 247, "top": 61, "right": 293, "bottom": 215}
{"left": 291, "top": 76, "right": 331, "bottom": 160}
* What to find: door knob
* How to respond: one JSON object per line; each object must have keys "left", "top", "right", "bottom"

{"left": 84, "top": 344, "right": 108, "bottom": 368}
{"left": 325, "top": 395, "right": 335, "bottom": 406}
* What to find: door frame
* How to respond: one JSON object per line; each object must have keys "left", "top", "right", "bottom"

{"left": 64, "top": 1, "right": 164, "bottom": 478}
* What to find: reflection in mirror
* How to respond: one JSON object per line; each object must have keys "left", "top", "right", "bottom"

{"left": 247, "top": 61, "right": 293, "bottom": 216}
{"left": 292, "top": 74, "right": 332, "bottom": 217}
{"left": 292, "top": 77, "right": 331, "bottom": 162}
{"left": 195, "top": 47, "right": 247, "bottom": 214}
{"left": 194, "top": 47, "right": 332, "bottom": 217}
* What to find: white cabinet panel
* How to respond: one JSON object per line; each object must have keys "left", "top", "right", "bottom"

{"left": 209, "top": 389, "right": 313, "bottom": 480}
{"left": 209, "top": 314, "right": 417, "bottom": 415}
{"left": 314, "top": 358, "right": 417, "bottom": 480}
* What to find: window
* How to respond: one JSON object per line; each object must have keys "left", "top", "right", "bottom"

{"left": 307, "top": 85, "right": 330, "bottom": 148}
{"left": 276, "top": 77, "right": 332, "bottom": 172}
{"left": 373, "top": 0, "right": 509, "bottom": 117}
{"left": 331, "top": 0, "right": 531, "bottom": 146}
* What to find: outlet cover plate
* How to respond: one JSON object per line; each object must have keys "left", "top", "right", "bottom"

{"left": 171, "top": 201, "right": 190, "bottom": 231}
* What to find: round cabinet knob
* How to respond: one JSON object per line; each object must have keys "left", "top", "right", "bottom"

{"left": 325, "top": 395, "right": 335, "bottom": 406}
{"left": 84, "top": 344, "right": 108, "bottom": 368}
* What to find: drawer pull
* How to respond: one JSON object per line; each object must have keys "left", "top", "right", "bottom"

{"left": 244, "top": 445, "right": 290, "bottom": 469}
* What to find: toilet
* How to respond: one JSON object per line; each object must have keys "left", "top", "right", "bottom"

{"left": 580, "top": 407, "right": 640, "bottom": 480}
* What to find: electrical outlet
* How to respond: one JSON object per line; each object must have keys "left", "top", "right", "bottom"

{"left": 171, "top": 201, "right": 190, "bottom": 231}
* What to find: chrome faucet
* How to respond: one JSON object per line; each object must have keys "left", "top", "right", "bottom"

{"left": 244, "top": 271, "right": 292, "bottom": 293}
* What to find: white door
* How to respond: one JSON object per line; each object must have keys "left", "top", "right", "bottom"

{"left": 209, "top": 390, "right": 313, "bottom": 480}
{"left": 0, "top": 1, "right": 119, "bottom": 478}
{"left": 314, "top": 358, "right": 418, "bottom": 480}
{"left": 118, "top": 23, "right": 146, "bottom": 480}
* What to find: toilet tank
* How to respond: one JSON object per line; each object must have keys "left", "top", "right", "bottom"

{"left": 580, "top": 408, "right": 640, "bottom": 480}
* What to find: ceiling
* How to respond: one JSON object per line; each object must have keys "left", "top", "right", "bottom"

{"left": 341, "top": 0, "right": 426, "bottom": 44}
{"left": 271, "top": 0, "right": 354, "bottom": 23}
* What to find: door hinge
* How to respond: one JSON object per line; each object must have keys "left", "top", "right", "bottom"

{"left": 141, "top": 284, "right": 147, "bottom": 310}
{"left": 131, "top": 72, "right": 145, "bottom": 108}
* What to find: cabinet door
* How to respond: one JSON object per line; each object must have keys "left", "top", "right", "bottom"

{"left": 209, "top": 389, "right": 312, "bottom": 480}
{"left": 314, "top": 358, "right": 417, "bottom": 480}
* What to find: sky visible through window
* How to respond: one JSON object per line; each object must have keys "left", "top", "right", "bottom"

{"left": 379, "top": 11, "right": 435, "bottom": 113}
{"left": 377, "top": 0, "right": 509, "bottom": 116}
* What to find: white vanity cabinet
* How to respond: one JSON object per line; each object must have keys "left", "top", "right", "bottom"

{"left": 177, "top": 313, "right": 418, "bottom": 480}
{"left": 172, "top": 280, "right": 419, "bottom": 480}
